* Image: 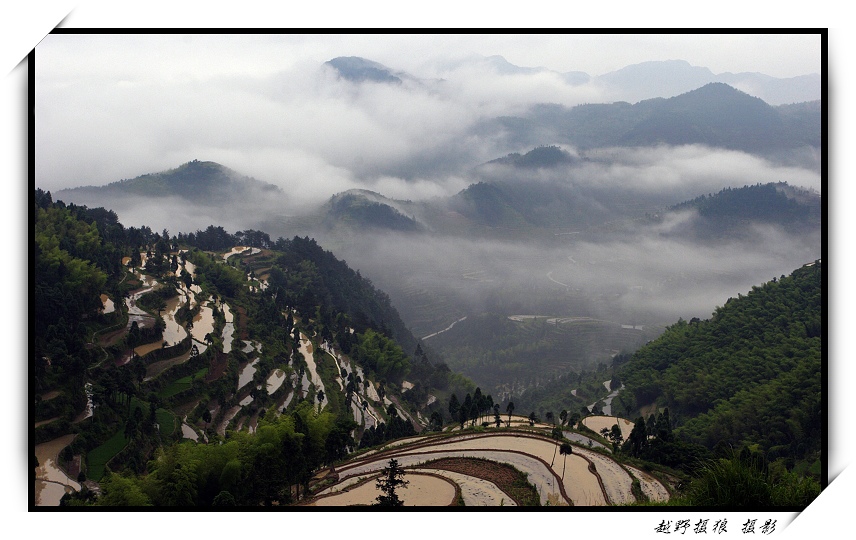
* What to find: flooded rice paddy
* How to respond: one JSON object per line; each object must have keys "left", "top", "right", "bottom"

{"left": 34, "top": 434, "right": 81, "bottom": 506}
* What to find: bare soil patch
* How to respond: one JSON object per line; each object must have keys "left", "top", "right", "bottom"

{"left": 235, "top": 306, "right": 249, "bottom": 340}
{"left": 420, "top": 457, "right": 539, "bottom": 506}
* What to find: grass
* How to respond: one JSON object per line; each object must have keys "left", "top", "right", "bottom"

{"left": 158, "top": 368, "right": 209, "bottom": 400}
{"left": 632, "top": 454, "right": 822, "bottom": 508}
{"left": 157, "top": 408, "right": 178, "bottom": 436}
{"left": 87, "top": 430, "right": 129, "bottom": 481}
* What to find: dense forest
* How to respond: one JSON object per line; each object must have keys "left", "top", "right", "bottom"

{"left": 618, "top": 261, "right": 823, "bottom": 475}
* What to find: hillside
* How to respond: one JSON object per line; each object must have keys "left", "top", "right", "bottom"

{"left": 664, "top": 182, "right": 822, "bottom": 240}
{"left": 479, "top": 83, "right": 820, "bottom": 155}
{"left": 58, "top": 160, "right": 282, "bottom": 203}
{"left": 33, "top": 191, "right": 473, "bottom": 507}
{"left": 619, "top": 261, "right": 823, "bottom": 470}
{"left": 324, "top": 191, "right": 424, "bottom": 233}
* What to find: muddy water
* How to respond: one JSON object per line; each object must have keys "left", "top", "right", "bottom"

{"left": 339, "top": 449, "right": 560, "bottom": 506}
{"left": 190, "top": 298, "right": 216, "bottom": 346}
{"left": 221, "top": 303, "right": 236, "bottom": 354}
{"left": 298, "top": 334, "right": 325, "bottom": 399}
{"left": 100, "top": 294, "right": 115, "bottom": 314}
{"left": 581, "top": 415, "right": 634, "bottom": 442}
{"left": 238, "top": 359, "right": 259, "bottom": 391}
{"left": 575, "top": 446, "right": 635, "bottom": 505}
{"left": 311, "top": 472, "right": 455, "bottom": 506}
{"left": 126, "top": 279, "right": 158, "bottom": 321}
{"left": 391, "top": 434, "right": 604, "bottom": 506}
{"left": 589, "top": 382, "right": 625, "bottom": 416}
{"left": 165, "top": 291, "right": 190, "bottom": 345}
{"left": 223, "top": 246, "right": 249, "bottom": 261}
{"left": 217, "top": 406, "right": 242, "bottom": 436}
{"left": 35, "top": 417, "right": 60, "bottom": 428}
{"left": 181, "top": 423, "right": 199, "bottom": 441}
{"left": 34, "top": 434, "right": 81, "bottom": 506}
{"left": 625, "top": 465, "right": 670, "bottom": 502}
{"left": 266, "top": 369, "right": 286, "bottom": 394}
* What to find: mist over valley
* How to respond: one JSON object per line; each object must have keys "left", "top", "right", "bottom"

{"left": 45, "top": 49, "right": 822, "bottom": 399}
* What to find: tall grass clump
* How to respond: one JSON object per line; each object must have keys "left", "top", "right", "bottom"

{"left": 684, "top": 450, "right": 820, "bottom": 507}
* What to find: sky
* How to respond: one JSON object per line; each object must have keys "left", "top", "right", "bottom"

{"left": 34, "top": 32, "right": 823, "bottom": 205}
{"left": 5, "top": 1, "right": 853, "bottom": 534}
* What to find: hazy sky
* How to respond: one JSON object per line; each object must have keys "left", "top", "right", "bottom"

{"left": 35, "top": 33, "right": 822, "bottom": 197}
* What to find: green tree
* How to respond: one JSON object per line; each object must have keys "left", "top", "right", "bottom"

{"left": 506, "top": 401, "right": 515, "bottom": 427}
{"left": 448, "top": 393, "right": 460, "bottom": 419}
{"left": 560, "top": 443, "right": 574, "bottom": 481}
{"left": 375, "top": 458, "right": 409, "bottom": 506}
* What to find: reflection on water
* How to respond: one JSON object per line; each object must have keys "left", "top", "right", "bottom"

{"left": 238, "top": 359, "right": 259, "bottom": 391}
{"left": 100, "top": 294, "right": 115, "bottom": 314}
{"left": 181, "top": 423, "right": 198, "bottom": 441}
{"left": 267, "top": 369, "right": 286, "bottom": 394}
{"left": 298, "top": 334, "right": 325, "bottom": 399}
{"left": 221, "top": 303, "right": 235, "bottom": 354}
{"left": 217, "top": 406, "right": 242, "bottom": 436}
{"left": 191, "top": 298, "right": 216, "bottom": 347}
{"left": 34, "top": 434, "right": 80, "bottom": 506}
{"left": 161, "top": 292, "right": 189, "bottom": 346}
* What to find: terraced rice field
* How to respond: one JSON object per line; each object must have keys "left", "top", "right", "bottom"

{"left": 582, "top": 415, "right": 635, "bottom": 441}
{"left": 309, "top": 472, "right": 457, "bottom": 506}
{"left": 306, "top": 429, "right": 669, "bottom": 507}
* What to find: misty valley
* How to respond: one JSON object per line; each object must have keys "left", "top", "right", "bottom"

{"left": 33, "top": 52, "right": 823, "bottom": 508}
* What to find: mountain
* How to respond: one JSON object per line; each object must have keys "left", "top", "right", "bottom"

{"left": 443, "top": 57, "right": 819, "bottom": 105}
{"left": 324, "top": 56, "right": 406, "bottom": 84}
{"left": 57, "top": 160, "right": 282, "bottom": 203}
{"left": 619, "top": 83, "right": 791, "bottom": 151}
{"left": 664, "top": 182, "right": 822, "bottom": 240}
{"left": 481, "top": 83, "right": 820, "bottom": 156}
{"left": 595, "top": 59, "right": 821, "bottom": 105}
{"left": 485, "top": 145, "right": 578, "bottom": 168}
{"left": 618, "top": 261, "right": 822, "bottom": 470}
{"left": 53, "top": 160, "right": 287, "bottom": 234}
{"left": 323, "top": 190, "right": 424, "bottom": 233}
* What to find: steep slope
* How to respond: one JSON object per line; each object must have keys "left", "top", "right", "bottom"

{"left": 619, "top": 261, "right": 822, "bottom": 466}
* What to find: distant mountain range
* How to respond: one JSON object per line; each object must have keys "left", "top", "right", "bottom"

{"left": 326, "top": 56, "right": 821, "bottom": 106}
{"left": 479, "top": 82, "right": 820, "bottom": 154}
{"left": 54, "top": 66, "right": 821, "bottom": 241}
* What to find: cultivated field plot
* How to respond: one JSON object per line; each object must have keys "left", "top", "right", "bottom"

{"left": 581, "top": 415, "right": 635, "bottom": 441}
{"left": 306, "top": 430, "right": 669, "bottom": 506}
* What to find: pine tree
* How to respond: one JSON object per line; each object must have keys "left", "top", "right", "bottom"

{"left": 374, "top": 459, "right": 409, "bottom": 506}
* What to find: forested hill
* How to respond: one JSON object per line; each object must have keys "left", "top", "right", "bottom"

{"left": 619, "top": 260, "right": 822, "bottom": 469}
{"left": 667, "top": 182, "right": 821, "bottom": 238}
{"left": 56, "top": 160, "right": 282, "bottom": 204}
{"left": 483, "top": 83, "right": 819, "bottom": 154}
